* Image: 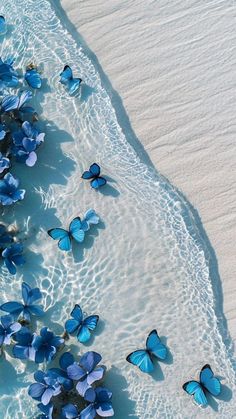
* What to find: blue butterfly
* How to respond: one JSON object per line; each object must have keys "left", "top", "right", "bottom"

{"left": 126, "top": 329, "right": 167, "bottom": 373}
{"left": 25, "top": 67, "right": 42, "bottom": 89}
{"left": 183, "top": 364, "right": 221, "bottom": 407}
{"left": 47, "top": 217, "right": 85, "bottom": 251}
{"left": 82, "top": 163, "right": 107, "bottom": 189}
{"left": 0, "top": 16, "right": 7, "bottom": 36}
{"left": 47, "top": 210, "right": 99, "bottom": 251}
{"left": 65, "top": 304, "right": 99, "bottom": 343}
{"left": 81, "top": 208, "right": 100, "bottom": 231}
{"left": 59, "top": 65, "right": 82, "bottom": 95}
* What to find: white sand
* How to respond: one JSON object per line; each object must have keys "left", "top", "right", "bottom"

{"left": 58, "top": 0, "right": 236, "bottom": 343}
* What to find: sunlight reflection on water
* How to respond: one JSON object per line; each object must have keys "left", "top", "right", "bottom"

{"left": 0, "top": 0, "right": 235, "bottom": 417}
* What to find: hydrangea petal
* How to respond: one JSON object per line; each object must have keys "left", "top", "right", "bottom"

{"left": 59, "top": 352, "right": 75, "bottom": 370}
{"left": 87, "top": 367, "right": 104, "bottom": 385}
{"left": 76, "top": 378, "right": 90, "bottom": 397}
{"left": 67, "top": 363, "right": 85, "bottom": 380}
{"left": 28, "top": 382, "right": 45, "bottom": 399}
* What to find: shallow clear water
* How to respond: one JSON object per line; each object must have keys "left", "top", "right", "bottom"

{"left": 0, "top": 0, "right": 235, "bottom": 417}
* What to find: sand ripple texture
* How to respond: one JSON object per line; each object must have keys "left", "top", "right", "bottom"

{"left": 0, "top": 0, "right": 235, "bottom": 418}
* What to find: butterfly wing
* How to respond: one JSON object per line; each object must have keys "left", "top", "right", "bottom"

{"left": 77, "top": 315, "right": 99, "bottom": 343}
{"left": 91, "top": 177, "right": 107, "bottom": 189}
{"left": 47, "top": 228, "right": 71, "bottom": 251}
{"left": 65, "top": 319, "right": 80, "bottom": 334}
{"left": 200, "top": 364, "right": 221, "bottom": 397}
{"left": 68, "top": 78, "right": 82, "bottom": 95}
{"left": 183, "top": 381, "right": 208, "bottom": 406}
{"left": 146, "top": 329, "right": 167, "bottom": 361}
{"left": 81, "top": 209, "right": 99, "bottom": 231}
{"left": 77, "top": 325, "right": 91, "bottom": 343}
{"left": 58, "top": 236, "right": 71, "bottom": 251}
{"left": 126, "top": 350, "right": 154, "bottom": 373}
{"left": 25, "top": 69, "right": 42, "bottom": 89}
{"left": 89, "top": 163, "right": 100, "bottom": 176}
{"left": 83, "top": 315, "right": 99, "bottom": 331}
{"left": 82, "top": 163, "right": 101, "bottom": 181}
{"left": 70, "top": 304, "right": 83, "bottom": 322}
{"left": 69, "top": 217, "right": 85, "bottom": 243}
{"left": 60, "top": 65, "right": 73, "bottom": 85}
{"left": 65, "top": 305, "right": 83, "bottom": 334}
{"left": 47, "top": 228, "right": 68, "bottom": 240}
{"left": 82, "top": 170, "right": 94, "bottom": 180}
{"left": 0, "top": 16, "right": 7, "bottom": 36}
{"left": 21, "top": 282, "right": 31, "bottom": 305}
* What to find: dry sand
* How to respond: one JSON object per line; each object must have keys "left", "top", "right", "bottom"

{"left": 57, "top": 0, "right": 236, "bottom": 343}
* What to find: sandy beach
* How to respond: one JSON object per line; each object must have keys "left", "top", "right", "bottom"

{"left": 58, "top": 0, "right": 236, "bottom": 344}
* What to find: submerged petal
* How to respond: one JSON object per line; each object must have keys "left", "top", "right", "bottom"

{"left": 67, "top": 363, "right": 85, "bottom": 380}
{"left": 28, "top": 382, "right": 45, "bottom": 399}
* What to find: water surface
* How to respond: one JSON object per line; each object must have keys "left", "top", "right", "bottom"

{"left": 0, "top": 0, "right": 235, "bottom": 417}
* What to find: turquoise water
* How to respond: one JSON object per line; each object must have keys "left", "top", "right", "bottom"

{"left": 0, "top": 0, "right": 235, "bottom": 417}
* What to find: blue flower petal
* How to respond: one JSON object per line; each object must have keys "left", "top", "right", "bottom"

{"left": 67, "top": 363, "right": 85, "bottom": 381}
{"left": 28, "top": 382, "right": 45, "bottom": 399}
{"left": 59, "top": 352, "right": 75, "bottom": 370}
{"left": 41, "top": 387, "right": 54, "bottom": 406}
{"left": 0, "top": 301, "right": 24, "bottom": 314}
{"left": 80, "top": 351, "right": 102, "bottom": 373}
{"left": 12, "top": 345, "right": 29, "bottom": 359}
{"left": 28, "top": 304, "right": 44, "bottom": 316}
{"left": 61, "top": 403, "right": 79, "bottom": 419}
{"left": 34, "top": 370, "right": 46, "bottom": 383}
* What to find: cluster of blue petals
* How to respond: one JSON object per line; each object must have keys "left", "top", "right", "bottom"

{"left": 0, "top": 18, "right": 115, "bottom": 419}
{"left": 0, "top": 224, "right": 24, "bottom": 274}
{"left": 0, "top": 280, "right": 114, "bottom": 417}
{"left": 0, "top": 283, "right": 65, "bottom": 363}
{"left": 0, "top": 56, "right": 46, "bottom": 274}
{"left": 29, "top": 351, "right": 114, "bottom": 418}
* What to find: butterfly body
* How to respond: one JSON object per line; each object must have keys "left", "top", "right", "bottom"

{"left": 82, "top": 163, "right": 107, "bottom": 189}
{"left": 126, "top": 329, "right": 167, "bottom": 374}
{"left": 59, "top": 65, "right": 82, "bottom": 95}
{"left": 65, "top": 304, "right": 99, "bottom": 343}
{"left": 183, "top": 364, "right": 221, "bottom": 407}
{"left": 47, "top": 217, "right": 85, "bottom": 251}
{"left": 47, "top": 210, "right": 99, "bottom": 251}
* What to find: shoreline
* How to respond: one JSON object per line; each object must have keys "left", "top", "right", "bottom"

{"left": 58, "top": 0, "right": 236, "bottom": 345}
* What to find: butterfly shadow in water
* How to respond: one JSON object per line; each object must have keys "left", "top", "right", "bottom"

{"left": 21, "top": 248, "right": 48, "bottom": 284}
{"left": 0, "top": 24, "right": 14, "bottom": 41}
{"left": 149, "top": 361, "right": 165, "bottom": 381}
{"left": 215, "top": 383, "right": 232, "bottom": 402}
{"left": 35, "top": 77, "right": 52, "bottom": 100}
{"left": 42, "top": 302, "right": 66, "bottom": 336}
{"left": 104, "top": 366, "right": 139, "bottom": 419}
{"left": 0, "top": 352, "right": 29, "bottom": 396}
{"left": 20, "top": 78, "right": 51, "bottom": 105}
{"left": 207, "top": 382, "right": 233, "bottom": 411}
{"left": 79, "top": 84, "right": 96, "bottom": 102}
{"left": 205, "top": 394, "right": 219, "bottom": 412}
{"left": 159, "top": 335, "right": 173, "bottom": 365}
{"left": 97, "top": 178, "right": 120, "bottom": 198}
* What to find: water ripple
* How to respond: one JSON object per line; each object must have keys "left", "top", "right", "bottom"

{"left": 0, "top": 0, "right": 235, "bottom": 417}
